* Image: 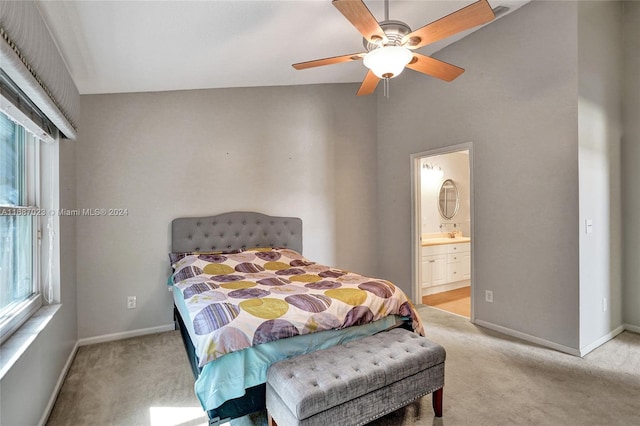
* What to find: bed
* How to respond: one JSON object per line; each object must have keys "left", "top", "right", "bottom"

{"left": 168, "top": 211, "right": 424, "bottom": 425}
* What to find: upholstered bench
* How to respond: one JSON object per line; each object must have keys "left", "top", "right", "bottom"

{"left": 265, "top": 328, "right": 446, "bottom": 426}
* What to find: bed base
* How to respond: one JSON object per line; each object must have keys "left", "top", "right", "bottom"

{"left": 174, "top": 306, "right": 266, "bottom": 425}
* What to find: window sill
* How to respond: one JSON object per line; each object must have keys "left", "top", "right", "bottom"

{"left": 0, "top": 304, "right": 61, "bottom": 380}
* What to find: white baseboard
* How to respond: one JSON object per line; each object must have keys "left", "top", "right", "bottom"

{"left": 474, "top": 319, "right": 581, "bottom": 356}
{"left": 38, "top": 340, "right": 79, "bottom": 426}
{"left": 624, "top": 323, "right": 640, "bottom": 334}
{"left": 579, "top": 325, "right": 626, "bottom": 356}
{"left": 78, "top": 324, "right": 175, "bottom": 347}
{"left": 474, "top": 320, "right": 640, "bottom": 357}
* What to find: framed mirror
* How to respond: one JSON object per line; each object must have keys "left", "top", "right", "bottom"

{"left": 438, "top": 179, "right": 459, "bottom": 219}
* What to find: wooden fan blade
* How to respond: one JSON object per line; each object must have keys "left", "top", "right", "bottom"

{"left": 406, "top": 54, "right": 465, "bottom": 82}
{"left": 332, "top": 0, "right": 388, "bottom": 45}
{"left": 293, "top": 53, "right": 365, "bottom": 70}
{"left": 357, "top": 70, "right": 380, "bottom": 96}
{"left": 402, "top": 0, "right": 495, "bottom": 49}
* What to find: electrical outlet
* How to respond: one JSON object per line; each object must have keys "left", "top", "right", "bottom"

{"left": 127, "top": 296, "right": 137, "bottom": 309}
{"left": 485, "top": 290, "right": 493, "bottom": 303}
{"left": 602, "top": 298, "right": 608, "bottom": 312}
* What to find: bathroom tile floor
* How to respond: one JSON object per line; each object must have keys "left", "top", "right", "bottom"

{"left": 422, "top": 286, "right": 470, "bottom": 318}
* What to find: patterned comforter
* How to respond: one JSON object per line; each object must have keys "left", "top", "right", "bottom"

{"left": 170, "top": 248, "right": 424, "bottom": 367}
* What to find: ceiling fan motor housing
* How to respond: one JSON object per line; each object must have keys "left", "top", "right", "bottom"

{"left": 363, "top": 20, "right": 412, "bottom": 51}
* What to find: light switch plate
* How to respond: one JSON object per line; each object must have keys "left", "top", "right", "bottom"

{"left": 585, "top": 219, "right": 593, "bottom": 234}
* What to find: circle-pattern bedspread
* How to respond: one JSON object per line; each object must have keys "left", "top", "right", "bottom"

{"left": 170, "top": 248, "right": 425, "bottom": 367}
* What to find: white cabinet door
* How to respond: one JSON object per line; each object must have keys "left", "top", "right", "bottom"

{"left": 431, "top": 255, "right": 447, "bottom": 286}
{"left": 422, "top": 254, "right": 447, "bottom": 287}
{"left": 461, "top": 252, "right": 471, "bottom": 279}
{"left": 421, "top": 257, "right": 433, "bottom": 287}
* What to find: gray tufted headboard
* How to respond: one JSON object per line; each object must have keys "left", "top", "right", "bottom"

{"left": 171, "top": 211, "right": 303, "bottom": 254}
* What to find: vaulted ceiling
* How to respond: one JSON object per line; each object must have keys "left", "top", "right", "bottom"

{"left": 36, "top": 0, "right": 529, "bottom": 95}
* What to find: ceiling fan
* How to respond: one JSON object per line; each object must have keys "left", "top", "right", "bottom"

{"left": 292, "top": 0, "right": 496, "bottom": 96}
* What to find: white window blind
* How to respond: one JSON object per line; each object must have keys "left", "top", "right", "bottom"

{"left": 0, "top": 110, "right": 42, "bottom": 344}
{"left": 1, "top": 1, "right": 79, "bottom": 140}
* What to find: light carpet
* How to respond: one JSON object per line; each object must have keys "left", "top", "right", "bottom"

{"left": 46, "top": 306, "right": 640, "bottom": 426}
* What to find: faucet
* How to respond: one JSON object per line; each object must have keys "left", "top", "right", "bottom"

{"left": 448, "top": 231, "right": 456, "bottom": 238}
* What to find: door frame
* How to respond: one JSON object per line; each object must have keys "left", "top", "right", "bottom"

{"left": 410, "top": 142, "right": 476, "bottom": 321}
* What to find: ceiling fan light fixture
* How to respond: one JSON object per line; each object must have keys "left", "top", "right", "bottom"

{"left": 363, "top": 46, "right": 412, "bottom": 79}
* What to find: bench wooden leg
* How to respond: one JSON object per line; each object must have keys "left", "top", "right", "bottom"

{"left": 432, "top": 387, "right": 443, "bottom": 417}
{"left": 268, "top": 412, "right": 278, "bottom": 426}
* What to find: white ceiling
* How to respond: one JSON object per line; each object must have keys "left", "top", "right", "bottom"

{"left": 36, "top": 0, "right": 530, "bottom": 95}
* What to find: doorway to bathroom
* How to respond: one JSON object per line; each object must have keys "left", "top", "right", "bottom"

{"left": 411, "top": 143, "right": 474, "bottom": 320}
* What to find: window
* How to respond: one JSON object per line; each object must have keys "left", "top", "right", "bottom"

{"left": 0, "top": 110, "right": 42, "bottom": 344}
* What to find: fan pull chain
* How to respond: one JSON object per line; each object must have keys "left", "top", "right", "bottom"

{"left": 384, "top": 77, "right": 390, "bottom": 98}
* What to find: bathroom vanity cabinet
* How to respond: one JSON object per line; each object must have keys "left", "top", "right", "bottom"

{"left": 421, "top": 242, "right": 470, "bottom": 294}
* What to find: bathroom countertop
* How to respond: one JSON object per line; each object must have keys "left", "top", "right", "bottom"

{"left": 421, "top": 232, "right": 471, "bottom": 247}
{"left": 422, "top": 237, "right": 471, "bottom": 246}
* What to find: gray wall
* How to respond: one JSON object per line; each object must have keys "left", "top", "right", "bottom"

{"left": 622, "top": 0, "right": 640, "bottom": 330}
{"left": 77, "top": 84, "right": 378, "bottom": 339}
{"left": 0, "top": 139, "right": 77, "bottom": 426}
{"left": 577, "top": 1, "right": 623, "bottom": 349}
{"left": 376, "top": 1, "right": 581, "bottom": 349}
{"left": 3, "top": 2, "right": 638, "bottom": 424}
{"left": 51, "top": 0, "right": 639, "bottom": 352}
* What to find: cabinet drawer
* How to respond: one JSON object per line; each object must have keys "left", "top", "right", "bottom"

{"left": 447, "top": 253, "right": 464, "bottom": 263}
{"left": 447, "top": 263, "right": 463, "bottom": 282}
{"left": 421, "top": 245, "right": 449, "bottom": 256}
{"left": 447, "top": 243, "right": 470, "bottom": 254}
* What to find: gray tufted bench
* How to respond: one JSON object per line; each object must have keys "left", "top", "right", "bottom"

{"left": 265, "top": 328, "right": 445, "bottom": 426}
